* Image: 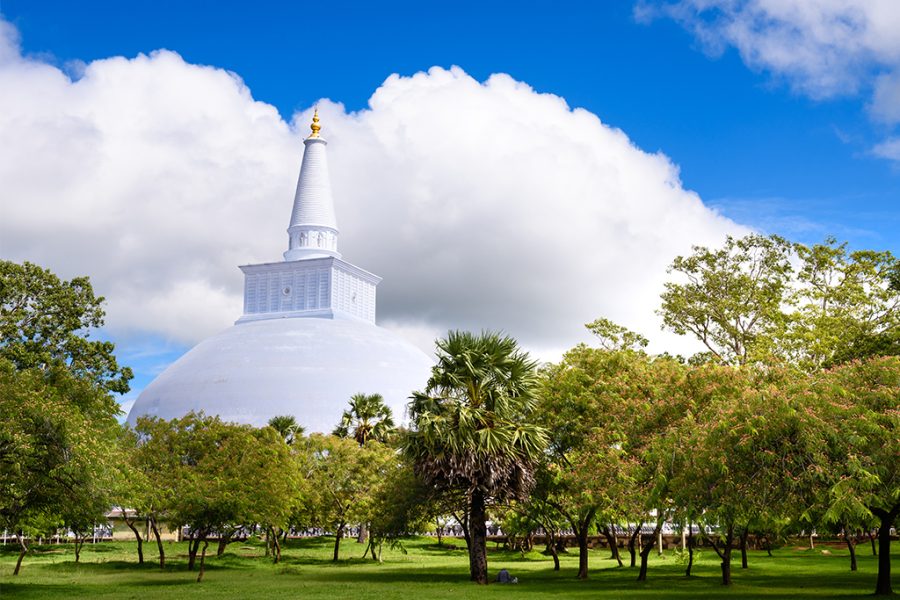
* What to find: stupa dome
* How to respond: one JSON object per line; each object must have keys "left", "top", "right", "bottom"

{"left": 126, "top": 317, "right": 432, "bottom": 432}
{"left": 126, "top": 110, "right": 433, "bottom": 432}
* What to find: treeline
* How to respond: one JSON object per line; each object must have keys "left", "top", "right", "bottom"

{"left": 0, "top": 235, "right": 898, "bottom": 594}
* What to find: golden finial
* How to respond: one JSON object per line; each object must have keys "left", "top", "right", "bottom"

{"left": 309, "top": 108, "right": 321, "bottom": 139}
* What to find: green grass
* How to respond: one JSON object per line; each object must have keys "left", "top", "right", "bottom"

{"left": 0, "top": 536, "right": 895, "bottom": 598}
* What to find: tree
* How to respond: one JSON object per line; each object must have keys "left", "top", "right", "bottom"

{"left": 333, "top": 393, "right": 396, "bottom": 445}
{"left": 810, "top": 357, "right": 900, "bottom": 595}
{"left": 268, "top": 415, "right": 304, "bottom": 445}
{"left": 790, "top": 239, "right": 900, "bottom": 368}
{"left": 0, "top": 360, "right": 123, "bottom": 575}
{"left": 537, "top": 339, "right": 688, "bottom": 581}
{"left": 302, "top": 434, "right": 396, "bottom": 561}
{"left": 363, "top": 456, "right": 436, "bottom": 561}
{"left": 123, "top": 420, "right": 178, "bottom": 568}
{"left": 134, "top": 413, "right": 296, "bottom": 580}
{"left": 0, "top": 260, "right": 132, "bottom": 394}
{"left": 585, "top": 317, "right": 649, "bottom": 351}
{"left": 667, "top": 363, "right": 814, "bottom": 586}
{"left": 509, "top": 476, "right": 568, "bottom": 570}
{"left": 659, "top": 235, "right": 900, "bottom": 369}
{"left": 659, "top": 234, "right": 793, "bottom": 366}
{"left": 404, "top": 331, "right": 547, "bottom": 584}
{"left": 537, "top": 346, "right": 643, "bottom": 579}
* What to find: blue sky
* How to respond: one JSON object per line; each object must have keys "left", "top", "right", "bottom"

{"left": 1, "top": 1, "right": 898, "bottom": 411}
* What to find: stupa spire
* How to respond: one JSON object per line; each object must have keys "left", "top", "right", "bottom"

{"left": 309, "top": 108, "right": 322, "bottom": 138}
{"left": 284, "top": 109, "right": 340, "bottom": 261}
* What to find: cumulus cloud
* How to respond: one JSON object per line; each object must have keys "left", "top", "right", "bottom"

{"left": 0, "top": 18, "right": 745, "bottom": 365}
{"left": 872, "top": 137, "right": 900, "bottom": 162}
{"left": 638, "top": 0, "right": 900, "bottom": 159}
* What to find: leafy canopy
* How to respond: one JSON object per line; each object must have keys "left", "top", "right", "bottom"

{"left": 404, "top": 330, "right": 548, "bottom": 499}
{"left": 0, "top": 260, "right": 132, "bottom": 394}
{"left": 333, "top": 393, "right": 396, "bottom": 445}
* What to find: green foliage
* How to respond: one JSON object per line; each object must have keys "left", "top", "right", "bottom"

{"left": 404, "top": 330, "right": 547, "bottom": 583}
{"left": 667, "top": 364, "right": 815, "bottom": 533}
{"left": 300, "top": 434, "right": 396, "bottom": 554}
{"left": 0, "top": 359, "right": 123, "bottom": 571}
{"left": 789, "top": 238, "right": 900, "bottom": 369}
{"left": 659, "top": 235, "right": 900, "bottom": 370}
{"left": 0, "top": 260, "right": 132, "bottom": 394}
{"left": 405, "top": 330, "right": 548, "bottom": 499}
{"left": 660, "top": 234, "right": 793, "bottom": 366}
{"left": 133, "top": 413, "right": 298, "bottom": 540}
{"left": 333, "top": 393, "right": 396, "bottom": 445}
{"left": 584, "top": 317, "right": 648, "bottom": 351}
{"left": 366, "top": 457, "right": 436, "bottom": 552}
{"left": 809, "top": 357, "right": 900, "bottom": 523}
{"left": 268, "top": 414, "right": 305, "bottom": 445}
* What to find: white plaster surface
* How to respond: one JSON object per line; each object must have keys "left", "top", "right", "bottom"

{"left": 126, "top": 317, "right": 434, "bottom": 432}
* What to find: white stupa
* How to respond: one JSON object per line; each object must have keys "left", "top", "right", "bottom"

{"left": 127, "top": 111, "right": 434, "bottom": 432}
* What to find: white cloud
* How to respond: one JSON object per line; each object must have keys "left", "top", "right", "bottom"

{"left": 638, "top": 0, "right": 900, "bottom": 159}
{"left": 0, "top": 19, "right": 745, "bottom": 364}
{"left": 871, "top": 71, "right": 900, "bottom": 124}
{"left": 872, "top": 137, "right": 900, "bottom": 162}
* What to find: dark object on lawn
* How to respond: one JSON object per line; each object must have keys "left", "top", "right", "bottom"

{"left": 496, "top": 569, "right": 518, "bottom": 584}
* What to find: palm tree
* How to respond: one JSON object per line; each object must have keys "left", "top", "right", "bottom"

{"left": 403, "top": 330, "right": 548, "bottom": 584}
{"left": 267, "top": 415, "right": 304, "bottom": 445}
{"left": 333, "top": 393, "right": 395, "bottom": 445}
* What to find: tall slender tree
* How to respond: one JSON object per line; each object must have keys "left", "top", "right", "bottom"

{"left": 404, "top": 330, "right": 547, "bottom": 584}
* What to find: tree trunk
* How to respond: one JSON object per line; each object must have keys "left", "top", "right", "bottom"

{"left": 13, "top": 533, "right": 27, "bottom": 575}
{"left": 869, "top": 529, "right": 878, "bottom": 555}
{"left": 333, "top": 522, "right": 345, "bottom": 562}
{"left": 452, "top": 509, "right": 471, "bottom": 550}
{"left": 628, "top": 524, "right": 642, "bottom": 568}
{"left": 637, "top": 521, "right": 663, "bottom": 582}
{"left": 468, "top": 489, "right": 489, "bottom": 584}
{"left": 436, "top": 523, "right": 443, "bottom": 547}
{"left": 845, "top": 530, "right": 858, "bottom": 572}
{"left": 150, "top": 517, "right": 165, "bottom": 569}
{"left": 808, "top": 531, "right": 815, "bottom": 550}
{"left": 711, "top": 524, "right": 735, "bottom": 586}
{"left": 740, "top": 527, "right": 749, "bottom": 569}
{"left": 547, "top": 530, "right": 560, "bottom": 571}
{"left": 196, "top": 541, "right": 209, "bottom": 583}
{"left": 722, "top": 544, "right": 733, "bottom": 586}
{"left": 548, "top": 541, "right": 560, "bottom": 571}
{"left": 873, "top": 506, "right": 898, "bottom": 596}
{"left": 576, "top": 526, "right": 590, "bottom": 579}
{"left": 685, "top": 523, "right": 694, "bottom": 577}
{"left": 216, "top": 532, "right": 232, "bottom": 557}
{"left": 123, "top": 517, "right": 144, "bottom": 564}
{"left": 603, "top": 525, "right": 623, "bottom": 567}
{"left": 567, "top": 508, "right": 596, "bottom": 580}
{"left": 188, "top": 535, "right": 204, "bottom": 571}
{"left": 74, "top": 534, "right": 86, "bottom": 563}
{"left": 271, "top": 527, "right": 282, "bottom": 564}
{"left": 357, "top": 523, "right": 368, "bottom": 544}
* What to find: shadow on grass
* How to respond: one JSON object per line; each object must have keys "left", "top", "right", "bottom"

{"left": 3, "top": 544, "right": 891, "bottom": 600}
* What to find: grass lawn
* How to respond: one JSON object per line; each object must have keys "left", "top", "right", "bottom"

{"left": 0, "top": 536, "right": 895, "bottom": 599}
